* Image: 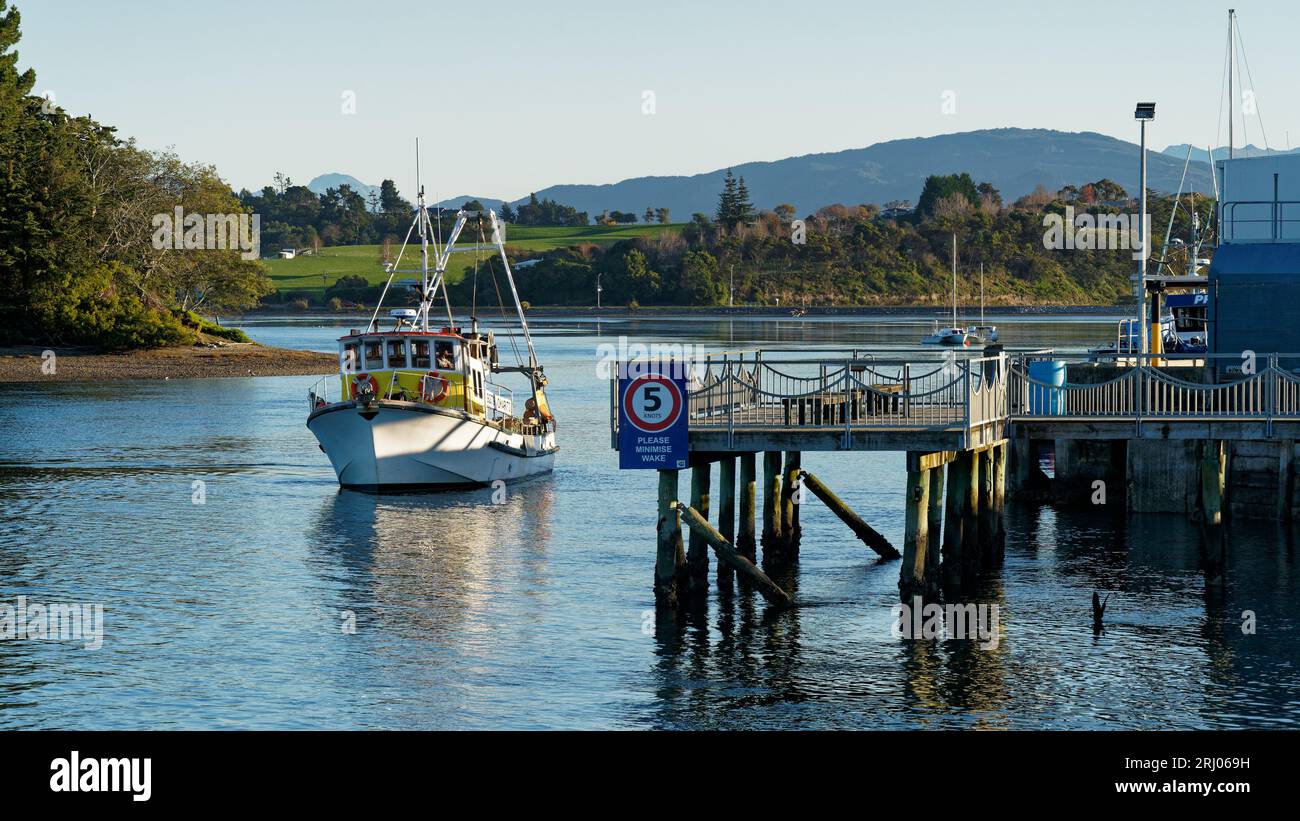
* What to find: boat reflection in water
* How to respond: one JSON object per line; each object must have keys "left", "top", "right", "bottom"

{"left": 308, "top": 478, "right": 556, "bottom": 655}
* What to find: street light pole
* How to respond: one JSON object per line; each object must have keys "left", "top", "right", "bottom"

{"left": 1139, "top": 118, "right": 1147, "bottom": 355}
{"left": 1135, "top": 102, "right": 1156, "bottom": 357}
{"left": 596, "top": 271, "right": 603, "bottom": 310}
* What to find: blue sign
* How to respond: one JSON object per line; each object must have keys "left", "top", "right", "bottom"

{"left": 618, "top": 363, "right": 689, "bottom": 470}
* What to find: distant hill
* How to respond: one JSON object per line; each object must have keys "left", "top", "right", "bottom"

{"left": 306, "top": 172, "right": 380, "bottom": 200}
{"left": 431, "top": 194, "right": 505, "bottom": 210}
{"left": 313, "top": 128, "right": 1223, "bottom": 222}
{"left": 510, "top": 129, "right": 1216, "bottom": 219}
{"left": 1162, "top": 143, "right": 1300, "bottom": 163}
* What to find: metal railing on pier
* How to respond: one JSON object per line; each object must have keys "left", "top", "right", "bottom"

{"left": 613, "top": 349, "right": 1009, "bottom": 445}
{"left": 610, "top": 349, "right": 1300, "bottom": 452}
{"left": 1009, "top": 352, "right": 1300, "bottom": 433}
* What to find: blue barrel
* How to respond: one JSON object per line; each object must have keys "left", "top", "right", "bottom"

{"left": 1027, "top": 360, "right": 1066, "bottom": 415}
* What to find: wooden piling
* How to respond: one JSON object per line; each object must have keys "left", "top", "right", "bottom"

{"left": 941, "top": 452, "right": 971, "bottom": 597}
{"left": 761, "top": 451, "right": 784, "bottom": 564}
{"left": 992, "top": 442, "right": 1007, "bottom": 562}
{"left": 977, "top": 448, "right": 995, "bottom": 566}
{"left": 655, "top": 469, "right": 686, "bottom": 608}
{"left": 675, "top": 502, "right": 793, "bottom": 608}
{"left": 899, "top": 461, "right": 931, "bottom": 601}
{"left": 716, "top": 456, "right": 737, "bottom": 592}
{"left": 926, "top": 465, "right": 944, "bottom": 589}
{"left": 963, "top": 448, "right": 981, "bottom": 583}
{"left": 800, "top": 470, "right": 900, "bottom": 559}
{"left": 1200, "top": 439, "right": 1226, "bottom": 586}
{"left": 781, "top": 451, "right": 803, "bottom": 559}
{"left": 687, "top": 463, "right": 712, "bottom": 597}
{"left": 737, "top": 453, "right": 757, "bottom": 564}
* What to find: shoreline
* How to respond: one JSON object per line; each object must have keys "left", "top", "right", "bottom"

{"left": 0, "top": 342, "right": 337, "bottom": 384}
{"left": 6, "top": 304, "right": 1128, "bottom": 383}
{"left": 239, "top": 303, "right": 1131, "bottom": 320}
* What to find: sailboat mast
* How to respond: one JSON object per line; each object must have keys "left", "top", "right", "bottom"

{"left": 980, "top": 262, "right": 984, "bottom": 327}
{"left": 1228, "top": 8, "right": 1235, "bottom": 160}
{"left": 416, "top": 140, "right": 431, "bottom": 332}
{"left": 951, "top": 233, "right": 958, "bottom": 327}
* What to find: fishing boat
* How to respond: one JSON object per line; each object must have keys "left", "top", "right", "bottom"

{"left": 305, "top": 172, "right": 557, "bottom": 492}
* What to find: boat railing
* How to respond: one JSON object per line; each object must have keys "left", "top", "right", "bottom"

{"left": 307, "top": 375, "right": 335, "bottom": 410}
{"left": 484, "top": 381, "right": 514, "bottom": 422}
{"left": 1222, "top": 199, "right": 1300, "bottom": 243}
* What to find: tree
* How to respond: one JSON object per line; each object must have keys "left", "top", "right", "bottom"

{"left": 976, "top": 181, "right": 1002, "bottom": 211}
{"left": 622, "top": 249, "right": 660, "bottom": 302}
{"left": 644, "top": 207, "right": 654, "bottom": 224}
{"left": 716, "top": 169, "right": 739, "bottom": 227}
{"left": 379, "top": 179, "right": 409, "bottom": 214}
{"left": 655, "top": 207, "right": 670, "bottom": 224}
{"left": 774, "top": 203, "right": 797, "bottom": 222}
{"left": 735, "top": 176, "right": 754, "bottom": 225}
{"left": 916, "top": 173, "right": 980, "bottom": 218}
{"left": 680, "top": 250, "right": 724, "bottom": 305}
{"left": 500, "top": 201, "right": 516, "bottom": 222}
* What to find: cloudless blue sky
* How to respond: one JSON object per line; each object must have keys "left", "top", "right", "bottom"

{"left": 17, "top": 0, "right": 1297, "bottom": 200}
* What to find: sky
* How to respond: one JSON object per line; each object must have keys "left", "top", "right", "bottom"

{"left": 16, "top": 0, "right": 1298, "bottom": 201}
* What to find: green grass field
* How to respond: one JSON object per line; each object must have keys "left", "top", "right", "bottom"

{"left": 264, "top": 223, "right": 683, "bottom": 299}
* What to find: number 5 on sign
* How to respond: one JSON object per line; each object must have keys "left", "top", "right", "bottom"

{"left": 618, "top": 363, "right": 689, "bottom": 470}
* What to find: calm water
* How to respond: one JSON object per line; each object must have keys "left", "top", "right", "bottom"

{"left": 2, "top": 314, "right": 1298, "bottom": 729}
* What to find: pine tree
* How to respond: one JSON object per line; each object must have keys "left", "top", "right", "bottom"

{"left": 735, "top": 176, "right": 754, "bottom": 225}
{"left": 716, "top": 169, "right": 738, "bottom": 228}
{"left": 0, "top": 1, "right": 35, "bottom": 116}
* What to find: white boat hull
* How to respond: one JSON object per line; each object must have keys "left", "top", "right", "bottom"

{"left": 307, "top": 401, "right": 557, "bottom": 491}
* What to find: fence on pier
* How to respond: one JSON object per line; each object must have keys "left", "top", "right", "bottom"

{"left": 1009, "top": 352, "right": 1300, "bottom": 424}
{"left": 612, "top": 349, "right": 1009, "bottom": 447}
{"left": 611, "top": 349, "right": 1300, "bottom": 448}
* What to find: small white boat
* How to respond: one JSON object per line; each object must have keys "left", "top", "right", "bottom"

{"left": 923, "top": 235, "right": 983, "bottom": 346}
{"left": 306, "top": 176, "right": 557, "bottom": 492}
{"left": 922, "top": 325, "right": 970, "bottom": 346}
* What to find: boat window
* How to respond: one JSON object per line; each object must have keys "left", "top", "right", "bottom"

{"left": 435, "top": 340, "right": 456, "bottom": 370}
{"left": 364, "top": 341, "right": 384, "bottom": 370}
{"left": 387, "top": 339, "right": 408, "bottom": 369}
{"left": 341, "top": 343, "right": 359, "bottom": 373}
{"left": 412, "top": 340, "right": 431, "bottom": 369}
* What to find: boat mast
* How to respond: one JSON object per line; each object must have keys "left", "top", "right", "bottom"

{"left": 951, "top": 233, "right": 958, "bottom": 328}
{"left": 417, "top": 142, "right": 430, "bottom": 333}
{"left": 489, "top": 210, "right": 540, "bottom": 370}
{"left": 980, "top": 262, "right": 984, "bottom": 327}
{"left": 1228, "top": 8, "right": 1235, "bottom": 160}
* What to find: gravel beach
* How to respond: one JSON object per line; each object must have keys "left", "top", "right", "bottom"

{"left": 0, "top": 342, "right": 337, "bottom": 383}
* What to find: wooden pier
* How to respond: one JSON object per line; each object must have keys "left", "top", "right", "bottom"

{"left": 619, "top": 349, "right": 1300, "bottom": 608}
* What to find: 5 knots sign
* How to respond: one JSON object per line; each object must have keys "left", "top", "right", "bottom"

{"left": 618, "top": 363, "right": 688, "bottom": 469}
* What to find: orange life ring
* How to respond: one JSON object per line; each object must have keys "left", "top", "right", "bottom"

{"left": 422, "top": 371, "right": 449, "bottom": 403}
{"left": 350, "top": 373, "right": 379, "bottom": 399}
